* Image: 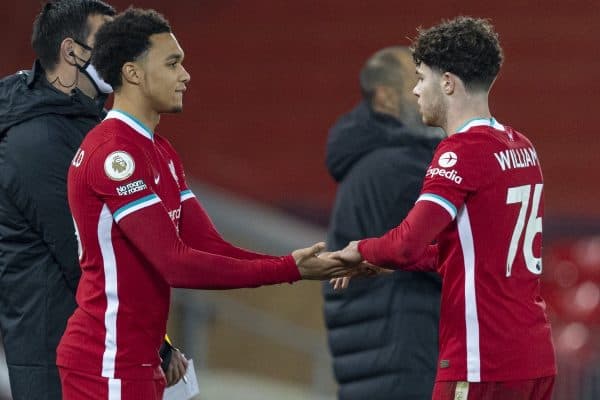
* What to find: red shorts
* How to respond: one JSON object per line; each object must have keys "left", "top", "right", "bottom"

{"left": 59, "top": 367, "right": 166, "bottom": 400}
{"left": 432, "top": 376, "right": 555, "bottom": 400}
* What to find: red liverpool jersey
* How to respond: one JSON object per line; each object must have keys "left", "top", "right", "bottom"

{"left": 57, "top": 110, "right": 299, "bottom": 380}
{"left": 419, "top": 118, "right": 555, "bottom": 382}
{"left": 361, "top": 118, "right": 556, "bottom": 382}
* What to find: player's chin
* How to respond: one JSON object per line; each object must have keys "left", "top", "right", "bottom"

{"left": 167, "top": 100, "right": 184, "bottom": 113}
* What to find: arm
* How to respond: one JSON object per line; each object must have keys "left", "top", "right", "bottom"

{"left": 178, "top": 195, "right": 277, "bottom": 260}
{"left": 358, "top": 200, "right": 450, "bottom": 271}
{"left": 88, "top": 139, "right": 348, "bottom": 286}
{"left": 115, "top": 197, "right": 349, "bottom": 286}
{"left": 118, "top": 200, "right": 300, "bottom": 288}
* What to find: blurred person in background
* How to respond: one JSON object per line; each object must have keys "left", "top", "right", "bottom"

{"left": 331, "top": 17, "right": 557, "bottom": 400}
{"left": 0, "top": 2, "right": 187, "bottom": 399}
{"left": 322, "top": 46, "right": 443, "bottom": 400}
{"left": 56, "top": 8, "right": 359, "bottom": 399}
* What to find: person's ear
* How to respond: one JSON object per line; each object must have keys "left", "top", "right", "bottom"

{"left": 122, "top": 62, "right": 143, "bottom": 85}
{"left": 441, "top": 72, "right": 456, "bottom": 95}
{"left": 59, "top": 37, "right": 78, "bottom": 66}
{"left": 373, "top": 86, "right": 396, "bottom": 110}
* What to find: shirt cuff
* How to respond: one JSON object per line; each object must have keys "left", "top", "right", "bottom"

{"left": 281, "top": 254, "right": 302, "bottom": 283}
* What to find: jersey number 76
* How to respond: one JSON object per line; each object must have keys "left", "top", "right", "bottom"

{"left": 505, "top": 184, "right": 543, "bottom": 277}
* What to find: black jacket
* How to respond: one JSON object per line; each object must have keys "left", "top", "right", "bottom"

{"left": 323, "top": 101, "right": 442, "bottom": 400}
{"left": 0, "top": 61, "right": 105, "bottom": 400}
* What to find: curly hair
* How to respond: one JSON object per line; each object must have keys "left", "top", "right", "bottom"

{"left": 411, "top": 16, "right": 503, "bottom": 90}
{"left": 92, "top": 8, "right": 171, "bottom": 90}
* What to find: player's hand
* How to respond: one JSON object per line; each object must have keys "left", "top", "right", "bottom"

{"left": 330, "top": 241, "right": 363, "bottom": 265}
{"left": 165, "top": 348, "right": 188, "bottom": 387}
{"left": 329, "top": 261, "right": 392, "bottom": 290}
{"left": 292, "top": 242, "right": 351, "bottom": 280}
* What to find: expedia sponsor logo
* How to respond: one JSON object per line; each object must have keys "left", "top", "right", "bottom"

{"left": 438, "top": 151, "right": 458, "bottom": 168}
{"left": 116, "top": 179, "right": 147, "bottom": 196}
{"left": 426, "top": 167, "right": 463, "bottom": 184}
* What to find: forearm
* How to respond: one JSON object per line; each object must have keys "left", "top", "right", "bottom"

{"left": 358, "top": 201, "right": 449, "bottom": 271}
{"left": 120, "top": 204, "right": 300, "bottom": 289}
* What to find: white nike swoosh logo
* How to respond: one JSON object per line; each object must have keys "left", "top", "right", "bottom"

{"left": 154, "top": 175, "right": 160, "bottom": 184}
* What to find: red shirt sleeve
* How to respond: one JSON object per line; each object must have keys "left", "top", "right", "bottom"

{"left": 358, "top": 200, "right": 450, "bottom": 271}
{"left": 118, "top": 202, "right": 300, "bottom": 289}
{"left": 87, "top": 138, "right": 300, "bottom": 289}
{"left": 417, "top": 134, "right": 489, "bottom": 220}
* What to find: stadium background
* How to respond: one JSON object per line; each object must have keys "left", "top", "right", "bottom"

{"left": 0, "top": 1, "right": 598, "bottom": 399}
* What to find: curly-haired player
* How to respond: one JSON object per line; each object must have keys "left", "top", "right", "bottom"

{"left": 332, "top": 16, "right": 556, "bottom": 400}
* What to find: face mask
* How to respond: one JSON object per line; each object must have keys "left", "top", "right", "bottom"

{"left": 72, "top": 39, "right": 113, "bottom": 94}
{"left": 81, "top": 63, "right": 113, "bottom": 94}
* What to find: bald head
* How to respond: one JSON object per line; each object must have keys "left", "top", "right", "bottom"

{"left": 359, "top": 46, "right": 443, "bottom": 137}
{"left": 359, "top": 46, "right": 413, "bottom": 100}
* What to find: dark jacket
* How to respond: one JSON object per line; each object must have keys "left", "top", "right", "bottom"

{"left": 0, "top": 61, "right": 105, "bottom": 400}
{"left": 323, "top": 101, "right": 442, "bottom": 400}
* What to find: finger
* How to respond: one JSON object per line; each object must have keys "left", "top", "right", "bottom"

{"left": 310, "top": 241, "right": 326, "bottom": 255}
{"left": 177, "top": 354, "right": 187, "bottom": 378}
{"left": 341, "top": 277, "right": 351, "bottom": 289}
{"left": 166, "top": 365, "right": 175, "bottom": 386}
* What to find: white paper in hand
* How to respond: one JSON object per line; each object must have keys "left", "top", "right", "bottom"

{"left": 163, "top": 359, "right": 200, "bottom": 400}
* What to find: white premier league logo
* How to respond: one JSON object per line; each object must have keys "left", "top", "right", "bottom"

{"left": 104, "top": 151, "right": 135, "bottom": 181}
{"left": 438, "top": 151, "right": 458, "bottom": 168}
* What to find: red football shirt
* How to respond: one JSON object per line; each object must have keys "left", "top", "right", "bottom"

{"left": 360, "top": 118, "right": 556, "bottom": 382}
{"left": 57, "top": 110, "right": 300, "bottom": 381}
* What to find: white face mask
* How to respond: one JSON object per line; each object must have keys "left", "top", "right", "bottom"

{"left": 82, "top": 63, "right": 113, "bottom": 94}
{"left": 72, "top": 39, "right": 113, "bottom": 94}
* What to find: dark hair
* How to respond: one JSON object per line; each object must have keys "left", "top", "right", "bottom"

{"left": 359, "top": 47, "right": 405, "bottom": 103}
{"left": 92, "top": 8, "right": 171, "bottom": 90}
{"left": 31, "top": 0, "right": 116, "bottom": 71}
{"left": 411, "top": 16, "right": 503, "bottom": 90}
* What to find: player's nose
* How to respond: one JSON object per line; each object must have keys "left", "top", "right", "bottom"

{"left": 181, "top": 66, "right": 191, "bottom": 84}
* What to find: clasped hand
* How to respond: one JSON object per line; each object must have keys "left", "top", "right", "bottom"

{"left": 292, "top": 241, "right": 388, "bottom": 289}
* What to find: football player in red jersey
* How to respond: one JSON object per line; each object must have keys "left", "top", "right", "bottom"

{"left": 331, "top": 17, "right": 556, "bottom": 400}
{"left": 57, "top": 8, "right": 359, "bottom": 400}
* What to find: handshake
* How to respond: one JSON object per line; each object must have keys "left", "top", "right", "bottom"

{"left": 292, "top": 241, "right": 391, "bottom": 290}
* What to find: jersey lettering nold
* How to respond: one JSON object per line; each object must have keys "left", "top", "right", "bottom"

{"left": 417, "top": 119, "right": 555, "bottom": 382}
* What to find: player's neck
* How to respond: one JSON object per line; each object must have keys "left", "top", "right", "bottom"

{"left": 445, "top": 93, "right": 491, "bottom": 136}
{"left": 112, "top": 95, "right": 160, "bottom": 133}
